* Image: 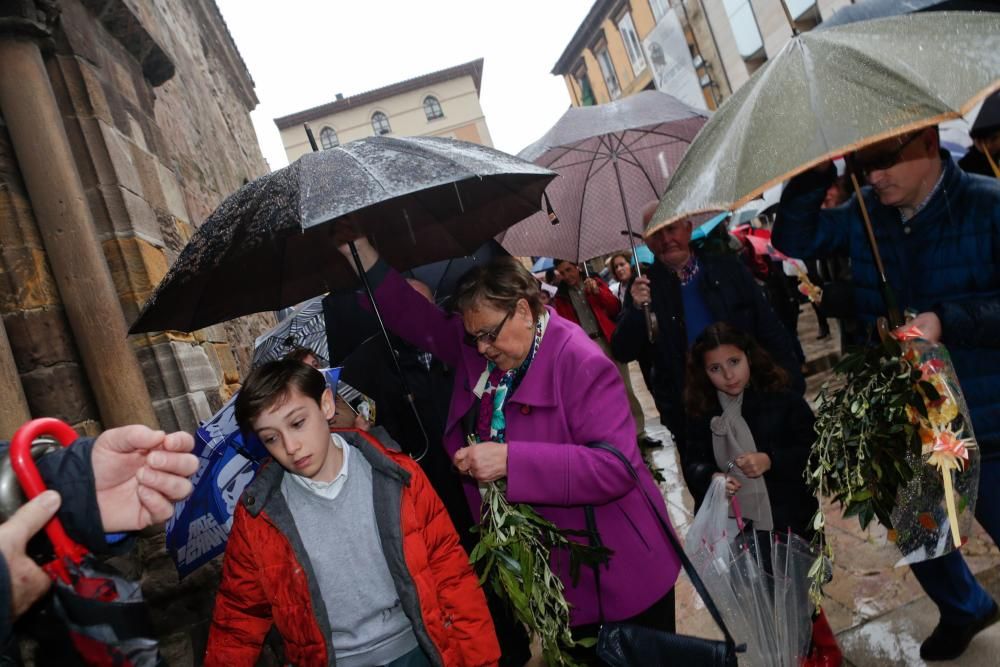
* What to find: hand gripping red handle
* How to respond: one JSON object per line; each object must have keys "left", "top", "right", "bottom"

{"left": 10, "top": 418, "right": 90, "bottom": 583}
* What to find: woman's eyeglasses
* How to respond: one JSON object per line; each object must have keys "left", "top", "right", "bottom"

{"left": 851, "top": 132, "right": 922, "bottom": 177}
{"left": 464, "top": 310, "right": 513, "bottom": 347}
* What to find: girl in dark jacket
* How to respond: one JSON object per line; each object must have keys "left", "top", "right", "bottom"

{"left": 683, "top": 321, "right": 842, "bottom": 667}
{"left": 683, "top": 321, "right": 816, "bottom": 536}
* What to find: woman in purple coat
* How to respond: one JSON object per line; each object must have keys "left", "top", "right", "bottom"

{"left": 340, "top": 239, "right": 681, "bottom": 664}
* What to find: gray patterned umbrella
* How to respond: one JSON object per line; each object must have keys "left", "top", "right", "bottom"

{"left": 251, "top": 296, "right": 328, "bottom": 367}
{"left": 130, "top": 136, "right": 554, "bottom": 333}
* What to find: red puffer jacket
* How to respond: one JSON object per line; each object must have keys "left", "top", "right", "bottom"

{"left": 205, "top": 429, "right": 500, "bottom": 667}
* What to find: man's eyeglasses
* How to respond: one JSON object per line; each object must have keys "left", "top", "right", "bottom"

{"left": 850, "top": 132, "right": 923, "bottom": 177}
{"left": 464, "top": 310, "right": 513, "bottom": 347}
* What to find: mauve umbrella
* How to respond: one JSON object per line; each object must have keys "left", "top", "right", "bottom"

{"left": 499, "top": 90, "right": 709, "bottom": 264}
{"left": 130, "top": 136, "right": 554, "bottom": 334}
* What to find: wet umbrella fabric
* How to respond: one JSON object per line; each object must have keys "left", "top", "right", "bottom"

{"left": 130, "top": 136, "right": 554, "bottom": 333}
{"left": 499, "top": 90, "right": 709, "bottom": 262}
{"left": 648, "top": 12, "right": 1000, "bottom": 234}
{"left": 252, "top": 296, "right": 328, "bottom": 367}
{"left": 817, "top": 0, "right": 997, "bottom": 31}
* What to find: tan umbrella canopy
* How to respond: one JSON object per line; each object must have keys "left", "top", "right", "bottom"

{"left": 647, "top": 11, "right": 1000, "bottom": 236}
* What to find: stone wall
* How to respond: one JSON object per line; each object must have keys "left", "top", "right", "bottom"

{"left": 0, "top": 0, "right": 274, "bottom": 439}
{"left": 0, "top": 119, "right": 102, "bottom": 435}
{"left": 0, "top": 1, "right": 277, "bottom": 662}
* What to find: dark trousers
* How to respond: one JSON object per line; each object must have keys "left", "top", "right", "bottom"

{"left": 483, "top": 585, "right": 532, "bottom": 667}
{"left": 911, "top": 458, "right": 1000, "bottom": 623}
{"left": 565, "top": 589, "right": 676, "bottom": 666}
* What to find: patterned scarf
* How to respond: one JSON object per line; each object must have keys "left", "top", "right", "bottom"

{"left": 675, "top": 255, "right": 700, "bottom": 286}
{"left": 475, "top": 313, "right": 548, "bottom": 444}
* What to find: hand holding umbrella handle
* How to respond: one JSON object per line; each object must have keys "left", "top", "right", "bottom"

{"left": 10, "top": 418, "right": 89, "bottom": 584}
{"left": 642, "top": 303, "right": 659, "bottom": 344}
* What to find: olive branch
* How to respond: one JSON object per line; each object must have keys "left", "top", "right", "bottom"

{"left": 469, "top": 480, "right": 612, "bottom": 666}
{"left": 805, "top": 336, "right": 924, "bottom": 605}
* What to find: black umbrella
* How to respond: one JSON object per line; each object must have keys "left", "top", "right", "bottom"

{"left": 11, "top": 418, "right": 163, "bottom": 666}
{"left": 403, "top": 238, "right": 509, "bottom": 307}
{"left": 129, "top": 136, "right": 554, "bottom": 334}
{"left": 321, "top": 239, "right": 509, "bottom": 366}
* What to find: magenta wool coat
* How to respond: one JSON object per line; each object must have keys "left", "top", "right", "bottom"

{"left": 368, "top": 267, "right": 681, "bottom": 626}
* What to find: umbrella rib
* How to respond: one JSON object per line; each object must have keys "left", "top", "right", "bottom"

{"left": 546, "top": 139, "right": 670, "bottom": 170}
{"left": 604, "top": 130, "right": 661, "bottom": 205}
{"left": 543, "top": 137, "right": 598, "bottom": 167}
{"left": 636, "top": 126, "right": 703, "bottom": 144}
{"left": 615, "top": 142, "right": 661, "bottom": 197}
{"left": 337, "top": 146, "right": 393, "bottom": 198}
{"left": 548, "top": 131, "right": 687, "bottom": 168}
{"left": 573, "top": 137, "right": 606, "bottom": 262}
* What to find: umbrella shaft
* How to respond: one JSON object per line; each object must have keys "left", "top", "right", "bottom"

{"left": 611, "top": 155, "right": 642, "bottom": 279}
{"left": 850, "top": 173, "right": 903, "bottom": 328}
{"left": 347, "top": 241, "right": 431, "bottom": 461}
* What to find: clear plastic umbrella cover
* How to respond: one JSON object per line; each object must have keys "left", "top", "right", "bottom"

{"left": 684, "top": 477, "right": 815, "bottom": 666}
{"left": 892, "top": 336, "right": 980, "bottom": 566}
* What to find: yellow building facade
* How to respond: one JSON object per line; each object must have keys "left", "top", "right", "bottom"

{"left": 555, "top": 0, "right": 855, "bottom": 110}
{"left": 275, "top": 59, "right": 493, "bottom": 163}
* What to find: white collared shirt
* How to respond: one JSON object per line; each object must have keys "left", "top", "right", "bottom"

{"left": 286, "top": 433, "right": 351, "bottom": 500}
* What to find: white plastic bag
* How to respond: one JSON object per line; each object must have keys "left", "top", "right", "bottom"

{"left": 684, "top": 475, "right": 732, "bottom": 558}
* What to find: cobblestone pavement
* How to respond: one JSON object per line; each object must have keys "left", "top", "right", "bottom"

{"left": 641, "top": 306, "right": 1000, "bottom": 666}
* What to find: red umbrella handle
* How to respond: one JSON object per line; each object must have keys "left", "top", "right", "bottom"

{"left": 10, "top": 418, "right": 90, "bottom": 583}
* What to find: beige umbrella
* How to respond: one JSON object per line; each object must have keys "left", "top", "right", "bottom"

{"left": 648, "top": 11, "right": 1000, "bottom": 325}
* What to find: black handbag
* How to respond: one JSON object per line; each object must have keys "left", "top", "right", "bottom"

{"left": 585, "top": 442, "right": 745, "bottom": 667}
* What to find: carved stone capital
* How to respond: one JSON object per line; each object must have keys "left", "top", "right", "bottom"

{"left": 0, "top": 0, "right": 60, "bottom": 43}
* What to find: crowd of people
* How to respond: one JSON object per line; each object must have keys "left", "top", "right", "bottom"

{"left": 3, "top": 94, "right": 998, "bottom": 667}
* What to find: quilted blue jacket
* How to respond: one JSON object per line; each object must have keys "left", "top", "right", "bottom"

{"left": 773, "top": 154, "right": 1000, "bottom": 457}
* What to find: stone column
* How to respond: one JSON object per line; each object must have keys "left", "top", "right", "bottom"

{"left": 0, "top": 35, "right": 157, "bottom": 428}
{"left": 0, "top": 320, "right": 31, "bottom": 438}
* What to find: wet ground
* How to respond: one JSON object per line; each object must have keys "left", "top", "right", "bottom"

{"left": 645, "top": 307, "right": 1000, "bottom": 666}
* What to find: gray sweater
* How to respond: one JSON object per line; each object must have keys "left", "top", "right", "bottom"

{"left": 281, "top": 447, "right": 417, "bottom": 667}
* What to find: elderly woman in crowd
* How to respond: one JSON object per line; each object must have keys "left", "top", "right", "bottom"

{"left": 339, "top": 238, "right": 681, "bottom": 664}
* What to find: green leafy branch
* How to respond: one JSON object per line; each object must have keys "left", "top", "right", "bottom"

{"left": 805, "top": 337, "right": 924, "bottom": 603}
{"left": 469, "top": 481, "right": 612, "bottom": 666}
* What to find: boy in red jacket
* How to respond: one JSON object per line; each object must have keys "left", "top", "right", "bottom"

{"left": 205, "top": 359, "right": 499, "bottom": 667}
